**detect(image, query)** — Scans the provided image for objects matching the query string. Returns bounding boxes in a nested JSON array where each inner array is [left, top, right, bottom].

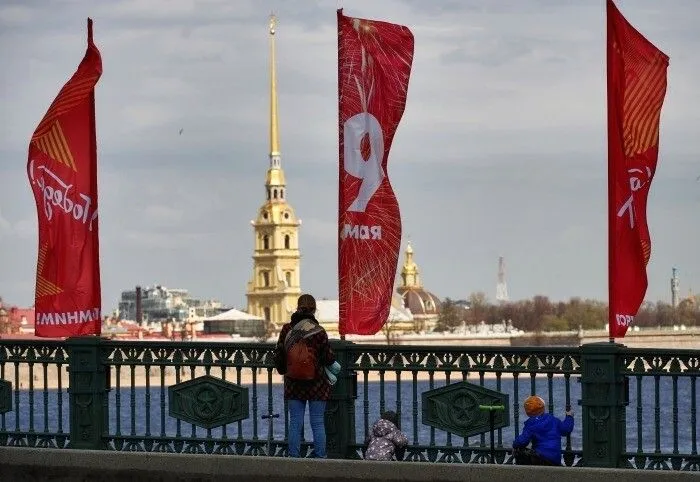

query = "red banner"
[[337, 10, 414, 335], [607, 0, 669, 338], [27, 18, 103, 337]]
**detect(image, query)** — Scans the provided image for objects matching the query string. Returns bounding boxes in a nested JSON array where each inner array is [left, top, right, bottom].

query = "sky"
[[1, 0, 699, 313]]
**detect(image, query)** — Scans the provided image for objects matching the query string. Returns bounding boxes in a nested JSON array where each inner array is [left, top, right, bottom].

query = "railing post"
[[580, 342, 628, 468], [325, 340, 357, 459], [66, 336, 109, 450]]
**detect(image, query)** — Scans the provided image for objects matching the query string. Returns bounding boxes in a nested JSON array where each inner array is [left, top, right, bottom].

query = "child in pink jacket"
[[364, 411, 408, 461]]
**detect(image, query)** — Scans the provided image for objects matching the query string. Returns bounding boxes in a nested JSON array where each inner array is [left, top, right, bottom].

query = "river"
[[1, 377, 697, 455]]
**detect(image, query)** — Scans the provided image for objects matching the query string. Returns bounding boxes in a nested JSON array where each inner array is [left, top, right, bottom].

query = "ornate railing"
[[0, 340, 69, 449], [621, 349, 700, 470], [347, 345, 581, 465], [0, 337, 697, 471]]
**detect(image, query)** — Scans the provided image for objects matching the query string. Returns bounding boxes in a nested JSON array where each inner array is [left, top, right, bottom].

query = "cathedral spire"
[[247, 13, 301, 330], [269, 13, 280, 166], [400, 241, 421, 289], [265, 13, 285, 197]]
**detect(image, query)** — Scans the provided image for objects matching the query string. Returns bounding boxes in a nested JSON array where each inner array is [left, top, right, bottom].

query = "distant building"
[[0, 298, 12, 335], [117, 285, 226, 324], [454, 300, 472, 310], [671, 267, 680, 308], [315, 295, 414, 338], [234, 17, 451, 338], [396, 242, 441, 332], [0, 297, 35, 335], [245, 15, 302, 328], [496, 256, 509, 303], [202, 308, 267, 338]]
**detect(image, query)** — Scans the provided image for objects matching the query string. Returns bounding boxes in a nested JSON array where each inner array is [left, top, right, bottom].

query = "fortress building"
[[244, 16, 441, 335], [245, 15, 302, 328], [396, 242, 441, 332]]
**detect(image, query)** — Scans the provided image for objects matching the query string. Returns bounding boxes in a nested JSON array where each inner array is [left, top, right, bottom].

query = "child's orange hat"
[[524, 396, 545, 417]]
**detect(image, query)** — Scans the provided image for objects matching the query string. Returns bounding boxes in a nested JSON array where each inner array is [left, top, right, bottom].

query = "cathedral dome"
[[397, 286, 441, 316]]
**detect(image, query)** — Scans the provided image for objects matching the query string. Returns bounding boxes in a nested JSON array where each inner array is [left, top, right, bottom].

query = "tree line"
[[434, 292, 700, 333]]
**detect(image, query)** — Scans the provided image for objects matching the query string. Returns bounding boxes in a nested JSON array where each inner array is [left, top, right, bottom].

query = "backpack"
[[285, 339, 317, 380], [284, 319, 323, 381]]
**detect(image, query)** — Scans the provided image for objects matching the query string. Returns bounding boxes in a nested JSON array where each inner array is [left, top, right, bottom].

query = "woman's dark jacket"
[[276, 311, 336, 401]]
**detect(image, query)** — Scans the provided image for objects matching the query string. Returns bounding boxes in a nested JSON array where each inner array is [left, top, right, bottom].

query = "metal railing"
[[0, 341, 69, 448], [348, 345, 581, 465], [621, 349, 699, 469], [0, 338, 697, 471]]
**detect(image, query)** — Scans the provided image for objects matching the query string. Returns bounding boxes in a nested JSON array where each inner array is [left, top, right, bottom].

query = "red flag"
[[337, 10, 414, 335], [27, 18, 103, 337], [607, 0, 669, 338]]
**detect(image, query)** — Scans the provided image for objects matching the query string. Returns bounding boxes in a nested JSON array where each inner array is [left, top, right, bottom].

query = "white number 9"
[[343, 112, 385, 212]]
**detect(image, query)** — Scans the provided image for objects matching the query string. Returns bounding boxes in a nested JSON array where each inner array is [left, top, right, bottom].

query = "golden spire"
[[269, 13, 280, 160], [401, 241, 421, 288], [264, 13, 285, 192]]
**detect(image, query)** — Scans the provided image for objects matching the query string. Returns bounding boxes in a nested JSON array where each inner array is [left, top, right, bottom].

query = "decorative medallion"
[[422, 381, 509, 438], [168, 375, 249, 429]]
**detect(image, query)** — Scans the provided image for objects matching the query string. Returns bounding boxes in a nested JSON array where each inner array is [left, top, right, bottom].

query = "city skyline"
[[1, 0, 699, 312]]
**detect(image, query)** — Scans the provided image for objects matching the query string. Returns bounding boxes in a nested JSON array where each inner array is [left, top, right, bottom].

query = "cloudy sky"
[[1, 0, 698, 313]]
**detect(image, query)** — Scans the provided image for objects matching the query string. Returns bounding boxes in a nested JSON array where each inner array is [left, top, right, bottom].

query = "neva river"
[[2, 377, 698, 455]]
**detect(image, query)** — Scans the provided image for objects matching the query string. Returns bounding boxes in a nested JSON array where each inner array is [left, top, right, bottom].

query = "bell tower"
[[246, 14, 302, 328]]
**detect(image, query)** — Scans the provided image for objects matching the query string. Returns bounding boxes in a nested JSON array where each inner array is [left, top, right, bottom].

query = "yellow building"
[[246, 15, 302, 328], [396, 242, 441, 332]]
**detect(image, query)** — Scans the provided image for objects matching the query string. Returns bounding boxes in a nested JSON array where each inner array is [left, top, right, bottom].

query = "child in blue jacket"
[[512, 395, 574, 466]]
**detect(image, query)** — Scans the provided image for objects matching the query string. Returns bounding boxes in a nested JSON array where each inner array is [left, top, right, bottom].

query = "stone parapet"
[[0, 447, 696, 482]]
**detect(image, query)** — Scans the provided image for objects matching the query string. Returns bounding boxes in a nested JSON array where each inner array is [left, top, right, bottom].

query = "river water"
[[1, 377, 697, 455]]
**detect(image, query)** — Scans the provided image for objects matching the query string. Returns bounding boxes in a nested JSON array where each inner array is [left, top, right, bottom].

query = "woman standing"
[[276, 294, 335, 458]]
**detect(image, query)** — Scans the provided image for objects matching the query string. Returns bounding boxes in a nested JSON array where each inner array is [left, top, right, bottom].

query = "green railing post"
[[325, 340, 357, 459], [66, 336, 109, 450], [580, 342, 628, 468]]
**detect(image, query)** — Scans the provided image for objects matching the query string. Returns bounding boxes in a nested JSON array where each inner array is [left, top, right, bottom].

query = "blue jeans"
[[287, 399, 327, 458]]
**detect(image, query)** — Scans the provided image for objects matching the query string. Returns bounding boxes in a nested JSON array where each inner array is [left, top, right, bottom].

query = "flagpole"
[[606, 1, 616, 344], [88, 17, 102, 337], [337, 8, 345, 342]]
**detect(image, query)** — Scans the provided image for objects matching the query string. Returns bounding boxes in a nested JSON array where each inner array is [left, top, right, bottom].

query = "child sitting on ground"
[[512, 395, 574, 466], [364, 410, 408, 461]]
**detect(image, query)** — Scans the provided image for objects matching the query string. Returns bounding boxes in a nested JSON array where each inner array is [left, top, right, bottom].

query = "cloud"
[[0, 5, 33, 25], [11, 218, 36, 241], [121, 230, 209, 249], [301, 218, 337, 245], [0, 208, 11, 237], [0, 207, 34, 241], [142, 205, 185, 228]]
